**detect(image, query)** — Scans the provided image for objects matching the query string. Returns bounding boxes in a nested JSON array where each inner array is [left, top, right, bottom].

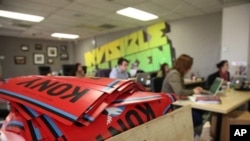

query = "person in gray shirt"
[[162, 54, 203, 97], [161, 54, 204, 128], [109, 58, 129, 79]]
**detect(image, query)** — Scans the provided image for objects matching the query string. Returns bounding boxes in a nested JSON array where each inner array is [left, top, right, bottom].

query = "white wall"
[[221, 3, 250, 76], [168, 13, 222, 78], [248, 15, 250, 79]]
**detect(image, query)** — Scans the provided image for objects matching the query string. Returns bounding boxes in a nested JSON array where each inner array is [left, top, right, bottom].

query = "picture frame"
[[33, 53, 45, 65], [14, 56, 26, 64], [35, 44, 43, 50], [21, 45, 29, 51], [60, 45, 67, 52], [47, 46, 57, 57], [60, 53, 69, 60], [47, 58, 54, 65]]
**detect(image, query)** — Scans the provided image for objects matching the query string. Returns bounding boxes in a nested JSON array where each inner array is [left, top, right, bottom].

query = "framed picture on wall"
[[35, 44, 43, 50], [60, 45, 67, 52], [21, 45, 29, 51], [47, 58, 54, 65], [60, 53, 69, 60], [34, 53, 45, 65], [14, 56, 26, 64], [47, 46, 57, 57]]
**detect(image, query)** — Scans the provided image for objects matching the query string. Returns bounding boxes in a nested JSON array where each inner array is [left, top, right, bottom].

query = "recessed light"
[[0, 10, 44, 22], [116, 7, 158, 21], [51, 33, 79, 39]]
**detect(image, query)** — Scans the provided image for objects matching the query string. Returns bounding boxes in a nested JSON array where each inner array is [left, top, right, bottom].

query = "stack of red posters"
[[0, 76, 176, 141]]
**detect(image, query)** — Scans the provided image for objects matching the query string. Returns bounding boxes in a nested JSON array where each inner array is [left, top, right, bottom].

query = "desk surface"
[[172, 90, 250, 114]]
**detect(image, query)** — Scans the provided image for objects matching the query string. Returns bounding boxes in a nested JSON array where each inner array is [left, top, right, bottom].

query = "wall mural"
[[84, 22, 175, 74]]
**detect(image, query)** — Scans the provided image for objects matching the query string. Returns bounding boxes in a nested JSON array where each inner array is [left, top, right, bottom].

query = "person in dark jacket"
[[207, 60, 230, 88]]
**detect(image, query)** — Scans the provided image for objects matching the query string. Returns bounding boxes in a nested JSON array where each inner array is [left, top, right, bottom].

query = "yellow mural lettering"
[[106, 39, 122, 61], [95, 45, 106, 64], [125, 32, 139, 55], [84, 50, 95, 67], [147, 22, 168, 48], [84, 22, 173, 73], [137, 30, 149, 51]]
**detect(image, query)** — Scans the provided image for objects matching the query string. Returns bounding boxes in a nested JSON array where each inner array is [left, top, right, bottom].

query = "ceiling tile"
[[0, 5, 51, 17], [161, 12, 184, 21], [65, 2, 112, 17], [202, 7, 223, 13], [185, 0, 222, 8], [30, 0, 71, 7], [180, 10, 204, 17], [75, 0, 125, 12], [54, 9, 100, 22], [1, 0, 58, 14], [134, 1, 170, 16], [151, 0, 184, 10], [35, 22, 68, 32], [113, 0, 148, 6], [106, 13, 143, 24]]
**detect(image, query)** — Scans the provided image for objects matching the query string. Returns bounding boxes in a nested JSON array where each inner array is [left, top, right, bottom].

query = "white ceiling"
[[0, 0, 249, 41]]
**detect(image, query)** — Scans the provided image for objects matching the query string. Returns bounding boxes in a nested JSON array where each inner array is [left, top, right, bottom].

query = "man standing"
[[109, 58, 129, 79]]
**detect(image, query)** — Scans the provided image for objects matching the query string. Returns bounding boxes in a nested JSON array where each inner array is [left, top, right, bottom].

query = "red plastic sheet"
[[0, 76, 176, 141]]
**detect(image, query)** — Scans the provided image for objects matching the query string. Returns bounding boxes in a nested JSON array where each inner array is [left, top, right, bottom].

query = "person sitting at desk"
[[109, 57, 129, 79], [161, 54, 203, 97], [156, 63, 169, 78], [70, 63, 85, 77], [161, 54, 204, 127], [207, 60, 230, 88]]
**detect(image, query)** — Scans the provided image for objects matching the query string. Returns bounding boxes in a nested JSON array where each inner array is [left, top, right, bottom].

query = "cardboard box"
[[211, 111, 250, 141]]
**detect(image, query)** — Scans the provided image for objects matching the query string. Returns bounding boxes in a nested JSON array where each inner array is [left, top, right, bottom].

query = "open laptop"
[[203, 77, 224, 95], [188, 77, 223, 102], [136, 73, 151, 86]]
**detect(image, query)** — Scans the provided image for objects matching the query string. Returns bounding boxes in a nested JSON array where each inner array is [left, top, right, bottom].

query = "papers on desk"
[[188, 95, 221, 104]]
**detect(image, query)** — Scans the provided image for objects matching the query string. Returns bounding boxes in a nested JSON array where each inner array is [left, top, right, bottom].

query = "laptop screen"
[[209, 77, 223, 94], [136, 73, 151, 86]]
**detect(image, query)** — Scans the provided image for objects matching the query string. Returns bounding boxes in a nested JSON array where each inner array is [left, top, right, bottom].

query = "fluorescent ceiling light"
[[51, 33, 79, 39], [0, 10, 44, 22], [116, 7, 158, 21]]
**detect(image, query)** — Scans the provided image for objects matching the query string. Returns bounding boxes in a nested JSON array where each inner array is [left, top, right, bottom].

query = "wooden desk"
[[172, 90, 250, 141]]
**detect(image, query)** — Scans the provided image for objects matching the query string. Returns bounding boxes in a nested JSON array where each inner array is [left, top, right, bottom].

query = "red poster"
[[0, 76, 176, 141]]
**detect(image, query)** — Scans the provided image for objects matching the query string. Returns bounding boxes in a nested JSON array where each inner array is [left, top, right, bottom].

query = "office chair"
[[82, 66, 87, 74], [62, 64, 75, 76], [151, 77, 165, 92], [95, 69, 111, 77], [38, 66, 51, 75]]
